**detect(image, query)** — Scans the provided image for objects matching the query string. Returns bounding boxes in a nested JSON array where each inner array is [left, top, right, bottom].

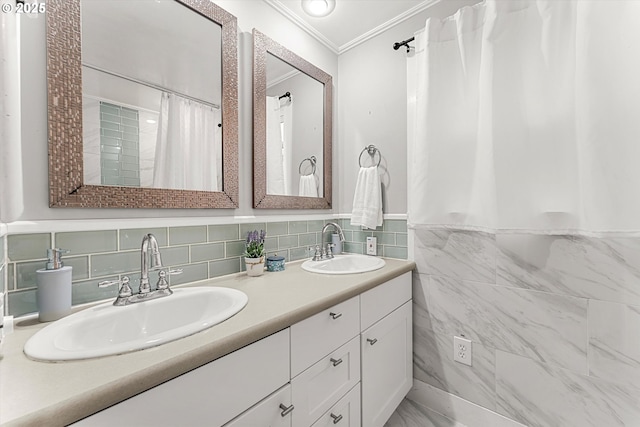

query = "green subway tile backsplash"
[[169, 263, 208, 286], [169, 226, 207, 245], [209, 258, 241, 278], [266, 222, 288, 236], [208, 224, 239, 242], [8, 233, 50, 261], [4, 218, 407, 317], [56, 230, 117, 255], [91, 251, 139, 277], [225, 240, 246, 258], [160, 246, 190, 266], [191, 243, 225, 263], [288, 221, 307, 234]]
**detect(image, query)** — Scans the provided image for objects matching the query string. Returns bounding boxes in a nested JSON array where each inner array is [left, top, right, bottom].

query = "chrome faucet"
[[98, 233, 181, 306], [310, 222, 345, 261], [139, 233, 163, 294]]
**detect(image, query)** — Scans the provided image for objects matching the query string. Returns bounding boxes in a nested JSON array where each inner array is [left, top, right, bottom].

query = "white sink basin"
[[24, 287, 248, 361], [301, 253, 385, 275]]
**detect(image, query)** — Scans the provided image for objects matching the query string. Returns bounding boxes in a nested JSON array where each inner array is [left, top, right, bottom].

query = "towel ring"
[[358, 145, 381, 167], [299, 156, 317, 176]]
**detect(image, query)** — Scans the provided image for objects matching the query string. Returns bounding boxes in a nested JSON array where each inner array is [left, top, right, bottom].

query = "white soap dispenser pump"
[[36, 248, 72, 322]]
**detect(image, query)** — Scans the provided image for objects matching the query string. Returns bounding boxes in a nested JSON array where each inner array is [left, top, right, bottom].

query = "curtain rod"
[[82, 63, 220, 109], [278, 91, 291, 102], [393, 37, 415, 52]]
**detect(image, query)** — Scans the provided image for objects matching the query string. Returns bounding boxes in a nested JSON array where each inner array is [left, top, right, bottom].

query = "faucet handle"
[[156, 269, 183, 290], [325, 243, 335, 259], [309, 245, 322, 261], [98, 276, 133, 298]]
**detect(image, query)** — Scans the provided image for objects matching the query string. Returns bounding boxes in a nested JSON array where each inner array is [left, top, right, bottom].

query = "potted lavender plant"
[[244, 229, 266, 276]]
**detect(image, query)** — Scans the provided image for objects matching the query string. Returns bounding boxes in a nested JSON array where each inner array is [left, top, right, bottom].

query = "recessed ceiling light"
[[146, 119, 157, 124], [301, 0, 336, 17]]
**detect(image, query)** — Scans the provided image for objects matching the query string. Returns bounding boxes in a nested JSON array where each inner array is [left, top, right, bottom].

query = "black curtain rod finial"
[[393, 36, 415, 52]]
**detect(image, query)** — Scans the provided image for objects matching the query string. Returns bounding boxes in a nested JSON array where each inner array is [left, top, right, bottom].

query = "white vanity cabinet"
[[72, 270, 413, 427], [360, 272, 413, 427], [74, 329, 291, 427]]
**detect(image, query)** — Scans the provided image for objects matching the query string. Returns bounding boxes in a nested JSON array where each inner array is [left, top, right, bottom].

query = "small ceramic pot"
[[244, 256, 265, 277], [266, 254, 285, 272]]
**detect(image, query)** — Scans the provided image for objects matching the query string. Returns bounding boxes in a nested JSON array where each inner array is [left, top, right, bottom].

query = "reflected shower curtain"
[[153, 92, 222, 191], [408, 0, 640, 234], [266, 96, 293, 195]]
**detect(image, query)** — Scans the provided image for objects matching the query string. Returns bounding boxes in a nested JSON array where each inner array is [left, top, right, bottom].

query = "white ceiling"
[[264, 0, 439, 54]]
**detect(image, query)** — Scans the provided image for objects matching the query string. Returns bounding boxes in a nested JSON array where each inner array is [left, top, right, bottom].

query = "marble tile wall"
[[411, 229, 640, 427], [4, 218, 408, 317]]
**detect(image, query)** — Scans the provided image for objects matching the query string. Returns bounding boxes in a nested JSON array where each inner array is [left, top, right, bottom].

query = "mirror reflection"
[[253, 28, 332, 209], [81, 0, 223, 192], [265, 53, 324, 197]]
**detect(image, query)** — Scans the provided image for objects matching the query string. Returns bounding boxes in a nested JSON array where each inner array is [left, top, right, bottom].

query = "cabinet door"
[[225, 384, 293, 427], [311, 384, 360, 427], [74, 329, 290, 427], [361, 301, 412, 427], [291, 337, 360, 426]]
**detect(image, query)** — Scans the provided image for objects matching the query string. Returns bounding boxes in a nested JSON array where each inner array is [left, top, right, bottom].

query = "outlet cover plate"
[[366, 236, 377, 255], [453, 336, 472, 366]]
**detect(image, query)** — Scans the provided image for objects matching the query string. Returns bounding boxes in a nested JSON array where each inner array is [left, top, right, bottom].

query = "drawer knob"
[[330, 413, 343, 424], [330, 357, 343, 367], [279, 403, 295, 417], [329, 312, 342, 320], [367, 338, 378, 346]]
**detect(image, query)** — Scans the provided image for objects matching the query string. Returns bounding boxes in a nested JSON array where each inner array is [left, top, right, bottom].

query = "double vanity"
[[0, 257, 414, 426]]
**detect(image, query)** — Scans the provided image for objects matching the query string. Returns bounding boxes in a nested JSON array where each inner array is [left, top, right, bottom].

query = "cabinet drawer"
[[291, 336, 360, 426], [74, 329, 290, 427], [291, 296, 359, 377], [360, 271, 411, 331], [225, 384, 292, 427], [310, 384, 361, 427]]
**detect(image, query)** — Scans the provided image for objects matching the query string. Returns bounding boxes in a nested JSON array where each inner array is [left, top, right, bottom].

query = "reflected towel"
[[351, 166, 382, 229], [299, 174, 318, 197]]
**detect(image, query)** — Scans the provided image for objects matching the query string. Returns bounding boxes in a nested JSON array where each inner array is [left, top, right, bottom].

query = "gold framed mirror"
[[252, 29, 332, 209], [46, 0, 239, 208]]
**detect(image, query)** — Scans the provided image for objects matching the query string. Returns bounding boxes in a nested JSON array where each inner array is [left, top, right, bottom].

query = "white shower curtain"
[[153, 92, 221, 192], [408, 0, 640, 235], [266, 96, 293, 195]]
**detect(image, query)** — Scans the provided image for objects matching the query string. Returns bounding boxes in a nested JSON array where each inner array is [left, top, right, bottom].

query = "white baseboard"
[[407, 380, 526, 427]]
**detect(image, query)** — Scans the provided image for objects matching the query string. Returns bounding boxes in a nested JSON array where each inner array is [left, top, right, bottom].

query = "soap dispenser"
[[36, 248, 72, 322]]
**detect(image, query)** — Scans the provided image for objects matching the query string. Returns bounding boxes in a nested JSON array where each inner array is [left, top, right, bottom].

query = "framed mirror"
[[253, 29, 332, 209], [46, 0, 238, 208]]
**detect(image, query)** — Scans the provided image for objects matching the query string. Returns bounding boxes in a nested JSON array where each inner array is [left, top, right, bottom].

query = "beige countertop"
[[0, 257, 415, 427]]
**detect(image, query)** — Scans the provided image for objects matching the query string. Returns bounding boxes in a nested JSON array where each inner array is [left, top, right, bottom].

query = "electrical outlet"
[[366, 236, 377, 255], [453, 336, 472, 366]]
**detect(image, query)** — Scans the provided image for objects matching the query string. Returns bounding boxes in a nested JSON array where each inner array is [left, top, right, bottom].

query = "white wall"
[[337, 0, 480, 215], [13, 0, 338, 222]]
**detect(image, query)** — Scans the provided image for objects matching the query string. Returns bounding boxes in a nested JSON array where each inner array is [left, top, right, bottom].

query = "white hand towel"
[[351, 166, 382, 229], [298, 174, 318, 197]]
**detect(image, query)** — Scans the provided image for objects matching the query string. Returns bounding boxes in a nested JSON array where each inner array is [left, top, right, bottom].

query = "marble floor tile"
[[413, 309, 496, 410], [385, 398, 466, 427], [588, 299, 640, 387], [424, 275, 588, 374], [497, 234, 640, 305], [496, 350, 640, 427], [414, 229, 496, 283]]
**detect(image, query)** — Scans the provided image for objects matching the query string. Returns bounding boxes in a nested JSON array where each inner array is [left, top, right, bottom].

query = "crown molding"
[[338, 0, 440, 54], [263, 0, 340, 54], [263, 0, 442, 56]]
